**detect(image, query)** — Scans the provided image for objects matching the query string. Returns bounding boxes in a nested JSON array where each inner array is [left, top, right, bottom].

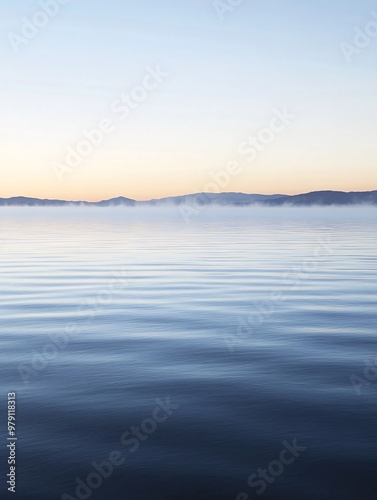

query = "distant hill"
[[0, 191, 376, 207], [0, 196, 73, 206], [144, 193, 287, 206], [95, 196, 135, 207], [264, 190, 377, 206], [0, 196, 135, 207]]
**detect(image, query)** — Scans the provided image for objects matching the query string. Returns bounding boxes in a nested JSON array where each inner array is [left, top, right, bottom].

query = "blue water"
[[1, 207, 376, 500]]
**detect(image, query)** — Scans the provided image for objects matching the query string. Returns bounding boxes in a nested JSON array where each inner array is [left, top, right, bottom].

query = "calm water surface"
[[0, 207, 376, 500]]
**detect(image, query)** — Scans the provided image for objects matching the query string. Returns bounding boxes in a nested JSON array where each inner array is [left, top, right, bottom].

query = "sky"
[[1, 0, 377, 201]]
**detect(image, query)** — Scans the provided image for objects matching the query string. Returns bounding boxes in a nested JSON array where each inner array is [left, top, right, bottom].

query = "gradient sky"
[[1, 0, 377, 201]]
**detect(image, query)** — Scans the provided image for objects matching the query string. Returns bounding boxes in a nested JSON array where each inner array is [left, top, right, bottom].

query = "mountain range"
[[1, 190, 377, 207]]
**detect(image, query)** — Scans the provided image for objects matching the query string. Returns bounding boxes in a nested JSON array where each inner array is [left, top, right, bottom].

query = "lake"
[[1, 206, 376, 500]]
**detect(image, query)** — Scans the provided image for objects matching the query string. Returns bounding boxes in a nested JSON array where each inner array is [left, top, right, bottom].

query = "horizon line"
[[1, 188, 377, 204]]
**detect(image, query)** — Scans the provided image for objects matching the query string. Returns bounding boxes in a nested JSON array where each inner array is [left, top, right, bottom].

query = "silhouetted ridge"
[[1, 191, 377, 207]]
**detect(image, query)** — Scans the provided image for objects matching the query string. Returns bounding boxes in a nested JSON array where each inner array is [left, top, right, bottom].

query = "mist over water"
[[1, 207, 376, 500]]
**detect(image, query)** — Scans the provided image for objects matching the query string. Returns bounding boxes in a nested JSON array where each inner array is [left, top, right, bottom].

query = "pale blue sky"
[[1, 0, 376, 200]]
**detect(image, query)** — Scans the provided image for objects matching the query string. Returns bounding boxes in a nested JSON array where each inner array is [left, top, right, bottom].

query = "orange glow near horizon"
[[0, 175, 374, 201]]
